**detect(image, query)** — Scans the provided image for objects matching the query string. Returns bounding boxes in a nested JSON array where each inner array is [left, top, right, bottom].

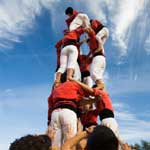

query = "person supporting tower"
[[54, 28, 90, 89]]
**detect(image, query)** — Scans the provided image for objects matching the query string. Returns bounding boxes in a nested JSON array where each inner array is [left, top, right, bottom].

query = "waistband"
[[53, 104, 77, 114], [63, 40, 77, 47], [95, 25, 105, 34], [93, 51, 105, 57], [81, 71, 90, 79], [99, 109, 114, 121]]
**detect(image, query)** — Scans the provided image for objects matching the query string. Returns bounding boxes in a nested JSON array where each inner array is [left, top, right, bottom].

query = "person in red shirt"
[[81, 27, 106, 90], [90, 19, 109, 46], [68, 78, 119, 138], [54, 28, 89, 89], [65, 7, 90, 31], [47, 81, 87, 149], [78, 54, 93, 87], [80, 103, 99, 130]]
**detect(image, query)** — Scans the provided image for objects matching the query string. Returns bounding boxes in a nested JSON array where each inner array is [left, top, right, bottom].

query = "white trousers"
[[69, 13, 90, 31], [83, 76, 93, 87], [96, 27, 109, 44], [101, 117, 119, 138], [90, 55, 106, 81], [50, 108, 77, 149], [57, 45, 81, 80]]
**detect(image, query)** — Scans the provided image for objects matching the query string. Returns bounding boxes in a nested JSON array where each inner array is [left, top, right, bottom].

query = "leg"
[[56, 47, 68, 83], [90, 55, 106, 89], [101, 118, 119, 138], [66, 45, 78, 81], [50, 109, 62, 150], [96, 27, 109, 45], [60, 109, 77, 142]]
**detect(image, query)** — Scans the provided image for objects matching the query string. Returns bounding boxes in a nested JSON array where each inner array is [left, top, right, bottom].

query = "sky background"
[[0, 0, 150, 149]]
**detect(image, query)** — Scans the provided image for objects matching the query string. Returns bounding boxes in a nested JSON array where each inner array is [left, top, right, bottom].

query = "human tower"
[[47, 7, 119, 149]]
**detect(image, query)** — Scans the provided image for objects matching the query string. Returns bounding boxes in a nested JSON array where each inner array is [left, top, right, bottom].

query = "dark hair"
[[87, 125, 118, 150], [9, 134, 51, 150], [65, 7, 73, 15]]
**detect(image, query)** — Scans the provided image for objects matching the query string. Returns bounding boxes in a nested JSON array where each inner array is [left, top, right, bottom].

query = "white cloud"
[[144, 34, 150, 54], [82, 0, 149, 57], [114, 102, 150, 143], [0, 0, 60, 50]]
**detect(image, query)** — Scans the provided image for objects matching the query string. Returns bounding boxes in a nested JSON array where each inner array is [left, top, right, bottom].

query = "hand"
[[65, 124, 74, 140], [46, 126, 55, 140], [67, 77, 75, 81]]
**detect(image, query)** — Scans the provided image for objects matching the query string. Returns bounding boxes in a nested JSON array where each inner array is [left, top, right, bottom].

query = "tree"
[[134, 140, 150, 150]]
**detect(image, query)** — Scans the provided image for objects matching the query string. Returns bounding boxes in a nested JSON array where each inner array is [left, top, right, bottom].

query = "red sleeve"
[[88, 28, 96, 38], [47, 94, 53, 125], [55, 39, 63, 49], [76, 28, 85, 36]]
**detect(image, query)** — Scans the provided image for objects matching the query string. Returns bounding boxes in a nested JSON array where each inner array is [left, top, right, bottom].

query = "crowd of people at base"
[[9, 7, 135, 150]]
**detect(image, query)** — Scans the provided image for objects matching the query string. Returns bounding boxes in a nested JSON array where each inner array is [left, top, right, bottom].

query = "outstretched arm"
[[61, 126, 96, 150]]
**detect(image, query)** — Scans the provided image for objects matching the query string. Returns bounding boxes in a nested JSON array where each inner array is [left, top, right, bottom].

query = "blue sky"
[[0, 0, 150, 149]]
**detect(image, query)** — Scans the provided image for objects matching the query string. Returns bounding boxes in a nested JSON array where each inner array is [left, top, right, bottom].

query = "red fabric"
[[81, 109, 99, 126], [92, 89, 114, 112], [47, 81, 87, 123], [91, 19, 104, 33], [52, 81, 86, 100], [63, 28, 85, 43], [79, 55, 92, 72], [66, 10, 78, 28], [55, 39, 63, 66], [87, 29, 99, 54]]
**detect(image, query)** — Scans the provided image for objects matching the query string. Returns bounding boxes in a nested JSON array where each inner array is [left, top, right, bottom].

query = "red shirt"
[[66, 10, 78, 28], [47, 81, 87, 124], [92, 89, 114, 112], [55, 39, 62, 66], [79, 55, 92, 72], [63, 28, 85, 43], [52, 81, 86, 100], [81, 109, 99, 127], [91, 19, 104, 34], [87, 29, 99, 54]]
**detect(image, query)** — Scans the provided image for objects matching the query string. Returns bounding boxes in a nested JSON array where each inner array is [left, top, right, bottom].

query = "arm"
[[79, 96, 97, 105], [62, 126, 96, 150], [68, 77, 94, 94]]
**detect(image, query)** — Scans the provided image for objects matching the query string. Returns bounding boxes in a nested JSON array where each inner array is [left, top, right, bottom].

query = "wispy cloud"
[[114, 102, 150, 143], [82, 0, 149, 57], [144, 34, 150, 54], [0, 0, 60, 50]]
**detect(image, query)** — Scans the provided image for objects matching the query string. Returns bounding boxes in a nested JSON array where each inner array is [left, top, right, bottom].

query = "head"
[[87, 125, 118, 150], [9, 134, 52, 150], [82, 103, 93, 112], [65, 7, 73, 16]]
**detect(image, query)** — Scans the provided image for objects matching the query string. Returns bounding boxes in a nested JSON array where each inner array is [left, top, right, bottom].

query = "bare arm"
[[79, 96, 97, 105], [62, 126, 96, 150]]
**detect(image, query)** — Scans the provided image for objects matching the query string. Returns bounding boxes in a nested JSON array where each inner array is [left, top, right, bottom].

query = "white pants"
[[90, 55, 106, 81], [69, 13, 90, 31], [57, 45, 81, 80], [101, 117, 119, 138], [96, 27, 109, 44], [83, 76, 93, 87], [50, 108, 77, 149]]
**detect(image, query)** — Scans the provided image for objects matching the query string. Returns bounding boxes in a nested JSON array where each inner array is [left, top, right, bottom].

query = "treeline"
[[133, 140, 150, 150]]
